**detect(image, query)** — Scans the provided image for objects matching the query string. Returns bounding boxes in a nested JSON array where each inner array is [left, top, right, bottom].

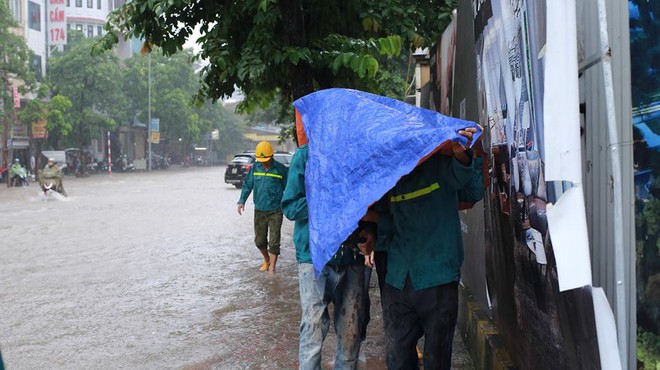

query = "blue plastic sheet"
[[292, 88, 482, 275]]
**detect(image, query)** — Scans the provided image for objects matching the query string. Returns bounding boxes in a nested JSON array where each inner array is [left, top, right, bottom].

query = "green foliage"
[[638, 328, 660, 370], [16, 84, 72, 150], [120, 49, 245, 157], [95, 0, 457, 111], [0, 0, 35, 150], [0, 0, 34, 84], [48, 36, 125, 150], [643, 198, 660, 238]]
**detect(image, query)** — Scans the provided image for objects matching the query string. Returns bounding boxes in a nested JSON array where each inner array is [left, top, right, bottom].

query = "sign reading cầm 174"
[[48, 0, 66, 46]]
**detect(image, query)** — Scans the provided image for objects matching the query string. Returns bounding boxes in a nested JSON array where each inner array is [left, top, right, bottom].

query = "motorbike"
[[148, 153, 171, 170], [114, 154, 136, 172], [182, 155, 191, 168], [11, 167, 30, 187], [98, 160, 110, 172], [40, 181, 58, 200], [86, 161, 99, 173], [38, 170, 67, 199]]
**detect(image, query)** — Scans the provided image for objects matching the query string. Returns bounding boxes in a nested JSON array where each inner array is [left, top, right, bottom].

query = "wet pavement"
[[0, 166, 474, 369]]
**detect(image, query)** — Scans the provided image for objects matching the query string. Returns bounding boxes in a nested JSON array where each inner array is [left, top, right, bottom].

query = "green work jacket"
[[281, 145, 311, 263], [238, 160, 288, 212], [385, 151, 483, 290]]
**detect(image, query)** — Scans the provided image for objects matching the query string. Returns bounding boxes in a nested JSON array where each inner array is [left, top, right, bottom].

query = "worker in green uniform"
[[380, 126, 484, 369], [238, 141, 289, 273], [282, 127, 376, 368]]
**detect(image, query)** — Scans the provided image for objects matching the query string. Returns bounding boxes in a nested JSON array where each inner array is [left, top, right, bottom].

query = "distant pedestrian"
[[237, 141, 289, 273], [73, 155, 80, 177]]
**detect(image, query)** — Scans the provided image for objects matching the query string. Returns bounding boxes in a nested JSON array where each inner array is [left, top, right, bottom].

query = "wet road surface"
[[0, 167, 473, 369]]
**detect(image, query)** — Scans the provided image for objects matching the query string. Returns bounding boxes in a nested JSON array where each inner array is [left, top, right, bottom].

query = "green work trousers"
[[254, 210, 283, 255]]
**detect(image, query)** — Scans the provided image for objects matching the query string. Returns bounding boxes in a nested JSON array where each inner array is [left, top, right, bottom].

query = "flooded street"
[[0, 167, 471, 369]]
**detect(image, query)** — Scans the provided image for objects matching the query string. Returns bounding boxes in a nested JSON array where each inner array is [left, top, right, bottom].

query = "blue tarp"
[[292, 88, 482, 274]]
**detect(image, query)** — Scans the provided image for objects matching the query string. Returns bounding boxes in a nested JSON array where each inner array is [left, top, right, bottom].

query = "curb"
[[457, 284, 515, 370]]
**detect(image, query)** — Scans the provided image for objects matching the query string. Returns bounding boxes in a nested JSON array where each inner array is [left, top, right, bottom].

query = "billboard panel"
[[438, 1, 604, 368], [47, 0, 67, 46]]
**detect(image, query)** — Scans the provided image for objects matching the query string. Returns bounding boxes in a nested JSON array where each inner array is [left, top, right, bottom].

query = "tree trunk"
[[279, 0, 314, 101]]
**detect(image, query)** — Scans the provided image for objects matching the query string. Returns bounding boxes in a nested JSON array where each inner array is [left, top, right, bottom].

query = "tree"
[[196, 100, 245, 159], [17, 84, 72, 173], [48, 34, 126, 173], [121, 49, 245, 160], [123, 51, 199, 146], [0, 0, 34, 170], [96, 0, 457, 133]]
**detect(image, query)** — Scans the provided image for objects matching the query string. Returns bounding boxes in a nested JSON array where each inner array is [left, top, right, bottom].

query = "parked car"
[[273, 151, 293, 167], [225, 153, 255, 188], [242, 150, 293, 167]]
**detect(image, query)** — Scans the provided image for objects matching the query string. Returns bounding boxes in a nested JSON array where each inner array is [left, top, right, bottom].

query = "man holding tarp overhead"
[[290, 88, 483, 369], [282, 112, 378, 369], [379, 127, 482, 369]]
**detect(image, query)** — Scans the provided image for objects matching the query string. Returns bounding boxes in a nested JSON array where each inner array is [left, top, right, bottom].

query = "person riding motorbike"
[[39, 158, 67, 196], [10, 158, 29, 187]]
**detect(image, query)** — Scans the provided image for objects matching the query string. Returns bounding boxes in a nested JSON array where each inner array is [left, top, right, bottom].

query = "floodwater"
[[0, 166, 473, 369]]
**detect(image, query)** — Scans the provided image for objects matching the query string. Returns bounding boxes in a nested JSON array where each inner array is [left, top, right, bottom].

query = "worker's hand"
[[452, 125, 482, 165], [452, 125, 482, 155], [237, 204, 245, 215], [357, 229, 375, 256], [364, 251, 375, 269]]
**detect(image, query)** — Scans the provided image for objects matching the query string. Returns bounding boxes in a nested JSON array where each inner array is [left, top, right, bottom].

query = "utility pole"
[[148, 52, 152, 172], [1, 69, 9, 186]]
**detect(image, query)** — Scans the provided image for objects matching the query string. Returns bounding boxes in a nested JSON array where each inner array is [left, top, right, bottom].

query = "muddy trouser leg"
[[253, 210, 268, 250], [418, 281, 458, 370], [382, 277, 423, 370], [360, 267, 372, 342], [298, 263, 330, 370], [266, 211, 283, 255], [332, 264, 366, 370]]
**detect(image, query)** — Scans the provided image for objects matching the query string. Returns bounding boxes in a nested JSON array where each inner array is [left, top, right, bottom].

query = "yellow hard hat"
[[255, 141, 274, 162]]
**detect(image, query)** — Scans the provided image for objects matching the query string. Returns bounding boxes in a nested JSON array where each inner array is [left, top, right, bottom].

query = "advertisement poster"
[[436, 1, 602, 368]]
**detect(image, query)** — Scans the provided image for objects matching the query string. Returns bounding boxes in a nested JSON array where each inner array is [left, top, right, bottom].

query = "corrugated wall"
[[578, 1, 635, 368], [455, 0, 489, 313]]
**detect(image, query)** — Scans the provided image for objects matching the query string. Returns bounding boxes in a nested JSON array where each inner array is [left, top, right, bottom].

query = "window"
[[67, 0, 70, 7], [97, 0, 101, 9], [97, 25, 102, 36], [107, 0, 112, 11], [32, 55, 43, 82], [67, 23, 71, 30], [9, 0, 21, 22], [75, 0, 81, 7], [28, 2, 41, 31], [87, 0, 92, 8], [87, 25, 93, 38], [76, 24, 83, 32]]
